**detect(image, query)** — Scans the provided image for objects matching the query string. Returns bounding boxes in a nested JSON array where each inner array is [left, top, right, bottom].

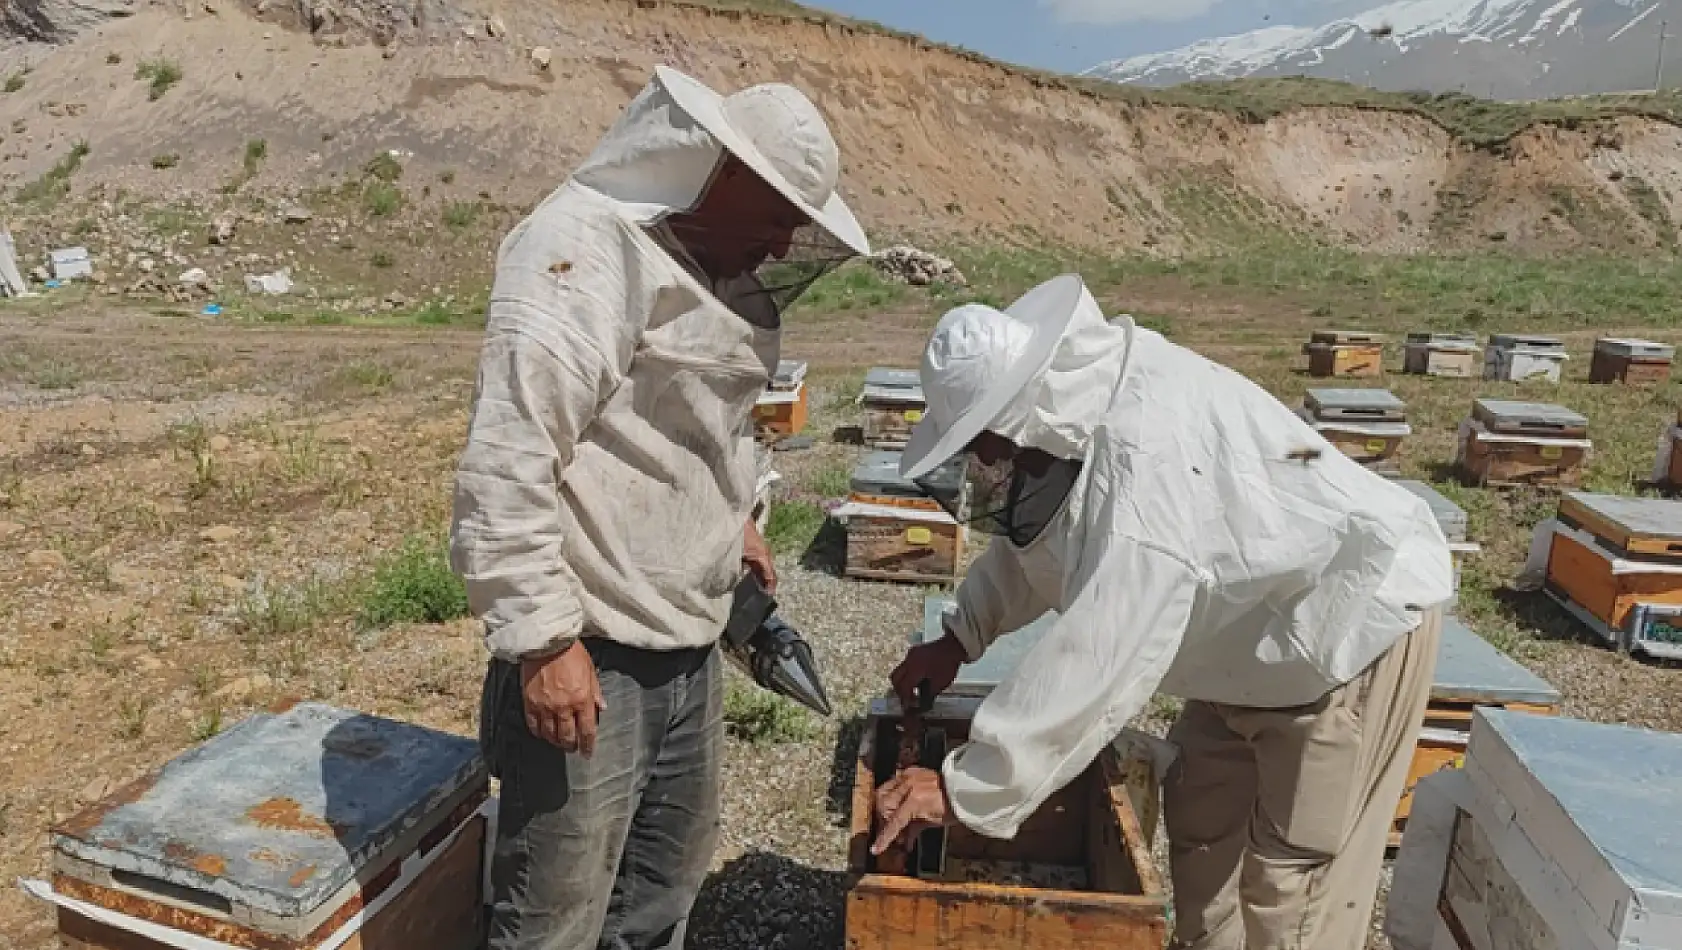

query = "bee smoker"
[[720, 571, 833, 717]]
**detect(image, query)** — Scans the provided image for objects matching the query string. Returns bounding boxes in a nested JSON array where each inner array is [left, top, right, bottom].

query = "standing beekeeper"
[[873, 273, 1454, 950], [450, 65, 867, 950]]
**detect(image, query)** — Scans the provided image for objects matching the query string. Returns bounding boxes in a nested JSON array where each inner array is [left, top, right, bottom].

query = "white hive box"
[[1483, 333, 1568, 384]]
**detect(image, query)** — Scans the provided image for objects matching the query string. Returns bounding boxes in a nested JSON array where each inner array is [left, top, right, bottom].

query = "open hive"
[[846, 695, 1169, 950], [35, 701, 489, 950], [1454, 398, 1591, 488], [1542, 491, 1682, 662], [1300, 387, 1409, 474]]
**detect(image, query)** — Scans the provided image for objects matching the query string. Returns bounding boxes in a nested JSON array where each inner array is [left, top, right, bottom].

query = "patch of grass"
[[191, 707, 224, 742], [370, 250, 395, 269], [1621, 175, 1675, 245], [763, 500, 826, 557], [341, 360, 395, 389], [30, 361, 80, 390], [723, 679, 814, 743], [439, 169, 456, 185], [116, 696, 152, 739], [236, 577, 335, 640], [150, 153, 179, 169], [412, 300, 454, 325], [797, 262, 911, 313], [3, 72, 24, 94], [363, 181, 402, 217], [363, 152, 404, 182], [443, 200, 481, 230], [134, 56, 183, 100], [15, 139, 90, 206], [826, 373, 865, 411], [244, 138, 267, 173], [355, 533, 469, 630], [806, 461, 852, 499]]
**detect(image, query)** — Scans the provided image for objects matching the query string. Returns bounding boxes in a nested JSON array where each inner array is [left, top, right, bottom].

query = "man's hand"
[[743, 518, 777, 594], [889, 634, 968, 712], [871, 766, 958, 855], [520, 640, 606, 756]]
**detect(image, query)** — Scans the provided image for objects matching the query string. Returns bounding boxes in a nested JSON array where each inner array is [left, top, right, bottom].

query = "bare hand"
[[520, 641, 606, 756], [889, 634, 968, 712], [743, 518, 777, 594], [871, 766, 956, 855]]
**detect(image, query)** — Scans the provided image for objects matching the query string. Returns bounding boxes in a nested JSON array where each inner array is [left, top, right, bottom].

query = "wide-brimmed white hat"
[[900, 274, 1088, 481], [655, 65, 869, 257]]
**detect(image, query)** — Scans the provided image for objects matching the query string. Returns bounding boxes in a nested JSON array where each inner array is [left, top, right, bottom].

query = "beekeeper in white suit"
[[874, 274, 1454, 950], [450, 65, 867, 950]]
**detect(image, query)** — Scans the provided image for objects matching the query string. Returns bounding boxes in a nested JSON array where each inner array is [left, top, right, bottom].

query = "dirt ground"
[[2, 279, 1681, 949]]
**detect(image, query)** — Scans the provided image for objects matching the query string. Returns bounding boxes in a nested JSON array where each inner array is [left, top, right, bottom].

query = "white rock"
[[530, 46, 552, 70]]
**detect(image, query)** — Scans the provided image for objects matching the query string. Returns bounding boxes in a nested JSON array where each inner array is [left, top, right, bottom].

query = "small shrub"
[[244, 138, 267, 173], [356, 533, 469, 630], [150, 153, 179, 169], [363, 151, 404, 182], [807, 462, 851, 499], [135, 57, 183, 100], [3, 73, 23, 94], [439, 169, 456, 185], [236, 577, 333, 640], [412, 301, 454, 325], [443, 200, 480, 230], [370, 250, 394, 268], [363, 181, 401, 217], [31, 362, 79, 390], [191, 707, 223, 741], [106, 52, 122, 65], [723, 680, 813, 743], [342, 360, 394, 389], [116, 696, 152, 739]]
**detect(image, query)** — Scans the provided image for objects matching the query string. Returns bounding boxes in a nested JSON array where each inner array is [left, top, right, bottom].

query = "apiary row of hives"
[[1305, 330, 1675, 385]]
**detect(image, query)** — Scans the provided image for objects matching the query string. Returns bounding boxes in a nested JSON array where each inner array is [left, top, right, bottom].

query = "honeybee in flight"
[[1285, 446, 1324, 464]]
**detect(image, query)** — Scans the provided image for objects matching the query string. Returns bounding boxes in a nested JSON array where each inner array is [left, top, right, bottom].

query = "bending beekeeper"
[[450, 65, 867, 950], [874, 274, 1454, 950]]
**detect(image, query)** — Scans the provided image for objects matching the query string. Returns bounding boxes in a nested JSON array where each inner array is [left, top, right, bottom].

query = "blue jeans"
[[480, 639, 723, 950]]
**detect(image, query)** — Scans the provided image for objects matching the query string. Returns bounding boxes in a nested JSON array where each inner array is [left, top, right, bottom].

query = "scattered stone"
[[244, 269, 293, 295], [868, 245, 967, 287], [485, 15, 506, 37], [178, 267, 210, 290], [209, 216, 237, 245], [772, 435, 816, 452], [530, 46, 552, 70], [214, 673, 273, 702], [78, 776, 115, 804], [25, 549, 68, 570], [31, 266, 49, 283], [138, 258, 156, 273], [80, 443, 98, 457], [0, 522, 22, 539], [209, 435, 232, 452], [281, 206, 313, 224], [199, 525, 240, 543]]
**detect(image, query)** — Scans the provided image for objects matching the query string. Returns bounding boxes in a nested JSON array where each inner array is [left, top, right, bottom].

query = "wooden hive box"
[[1589, 337, 1674, 385], [1434, 709, 1682, 950], [1403, 332, 1480, 378], [1300, 387, 1410, 474], [1388, 614, 1560, 849], [860, 367, 925, 449], [1541, 491, 1682, 662], [835, 450, 966, 586], [33, 702, 490, 950], [1391, 479, 1479, 604], [1455, 398, 1591, 488], [846, 696, 1170, 950], [1658, 406, 1682, 490], [753, 360, 810, 440], [1304, 329, 1385, 378], [1482, 333, 1568, 383]]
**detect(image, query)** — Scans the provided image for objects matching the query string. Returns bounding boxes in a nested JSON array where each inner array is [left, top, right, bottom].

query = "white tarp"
[[0, 226, 29, 297]]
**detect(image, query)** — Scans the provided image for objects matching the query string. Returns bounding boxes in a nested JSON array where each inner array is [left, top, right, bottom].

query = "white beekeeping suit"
[[450, 65, 868, 662], [898, 274, 1455, 841]]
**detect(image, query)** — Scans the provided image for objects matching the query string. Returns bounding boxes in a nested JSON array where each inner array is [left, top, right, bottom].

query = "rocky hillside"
[[1088, 0, 1676, 102], [1, 0, 1680, 294]]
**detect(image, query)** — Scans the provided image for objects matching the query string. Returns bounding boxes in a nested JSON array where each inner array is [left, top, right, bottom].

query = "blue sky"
[[804, 0, 1376, 73]]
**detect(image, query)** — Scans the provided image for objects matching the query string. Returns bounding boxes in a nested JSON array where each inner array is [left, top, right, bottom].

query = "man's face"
[[966, 431, 1057, 477], [696, 159, 811, 278]]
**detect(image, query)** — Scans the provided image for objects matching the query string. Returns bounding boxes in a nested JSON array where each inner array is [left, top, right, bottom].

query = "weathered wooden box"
[[860, 367, 926, 449], [38, 702, 489, 950], [1589, 337, 1673, 385], [1657, 406, 1682, 490], [845, 697, 1170, 950], [1403, 332, 1480, 378], [1482, 333, 1567, 383], [1392, 479, 1479, 604], [1304, 329, 1384, 378], [1435, 709, 1682, 950], [753, 360, 810, 440], [835, 450, 966, 586], [1389, 615, 1560, 849], [1300, 387, 1409, 473], [1542, 491, 1682, 661], [1455, 399, 1591, 488]]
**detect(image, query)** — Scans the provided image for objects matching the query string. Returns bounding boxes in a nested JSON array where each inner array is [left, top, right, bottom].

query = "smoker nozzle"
[[720, 572, 834, 718]]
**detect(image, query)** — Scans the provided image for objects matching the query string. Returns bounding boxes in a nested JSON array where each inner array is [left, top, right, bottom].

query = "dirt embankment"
[[1, 0, 1680, 255]]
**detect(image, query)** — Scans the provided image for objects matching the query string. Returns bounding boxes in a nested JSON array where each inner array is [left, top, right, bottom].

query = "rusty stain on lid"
[[245, 798, 344, 839]]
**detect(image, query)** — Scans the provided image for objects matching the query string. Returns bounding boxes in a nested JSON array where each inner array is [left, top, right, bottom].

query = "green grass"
[[30, 362, 80, 390], [150, 154, 179, 169], [3, 72, 23, 94], [806, 461, 852, 499], [443, 201, 481, 230], [363, 181, 402, 217], [763, 500, 827, 557], [134, 57, 182, 100], [15, 140, 90, 206], [355, 533, 470, 630], [341, 360, 395, 389], [364, 152, 404, 183], [796, 262, 912, 312], [723, 679, 815, 743]]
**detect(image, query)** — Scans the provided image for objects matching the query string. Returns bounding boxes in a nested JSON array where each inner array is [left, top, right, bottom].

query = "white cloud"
[[1038, 0, 1224, 25]]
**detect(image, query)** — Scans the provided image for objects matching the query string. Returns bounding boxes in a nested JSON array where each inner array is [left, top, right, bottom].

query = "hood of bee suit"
[[900, 274, 1132, 480], [565, 64, 869, 256]]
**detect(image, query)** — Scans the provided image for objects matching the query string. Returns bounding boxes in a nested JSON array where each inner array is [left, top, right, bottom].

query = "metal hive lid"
[[49, 702, 486, 922], [1594, 338, 1675, 359], [1308, 329, 1383, 345], [1472, 398, 1588, 431], [1406, 331, 1478, 347], [1432, 616, 1559, 704], [1487, 333, 1563, 350], [1391, 479, 1467, 541], [771, 360, 809, 388], [1562, 491, 1682, 544], [850, 449, 963, 501], [1304, 388, 1406, 421], [863, 367, 920, 390]]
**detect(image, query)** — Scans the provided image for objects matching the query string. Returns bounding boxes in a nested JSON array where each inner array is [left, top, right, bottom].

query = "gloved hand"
[[520, 641, 607, 756], [889, 633, 967, 711]]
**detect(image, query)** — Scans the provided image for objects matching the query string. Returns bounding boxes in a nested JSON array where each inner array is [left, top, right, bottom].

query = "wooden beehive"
[[1589, 337, 1674, 385], [836, 450, 965, 586], [1403, 332, 1480, 378], [753, 360, 810, 440], [41, 702, 489, 950], [1388, 615, 1560, 849], [1482, 333, 1568, 383], [860, 367, 925, 449], [1455, 399, 1591, 488], [846, 697, 1170, 950], [1300, 387, 1409, 473], [1304, 330, 1384, 378], [1660, 406, 1682, 490], [1542, 491, 1682, 662]]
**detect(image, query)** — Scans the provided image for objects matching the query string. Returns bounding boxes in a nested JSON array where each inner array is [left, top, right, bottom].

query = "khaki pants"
[[1164, 608, 1443, 950]]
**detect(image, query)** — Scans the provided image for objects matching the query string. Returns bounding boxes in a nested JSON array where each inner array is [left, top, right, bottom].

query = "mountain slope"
[[1088, 0, 1674, 101]]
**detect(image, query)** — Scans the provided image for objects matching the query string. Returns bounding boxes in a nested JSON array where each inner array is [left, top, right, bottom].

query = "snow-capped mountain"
[[1085, 0, 1674, 101]]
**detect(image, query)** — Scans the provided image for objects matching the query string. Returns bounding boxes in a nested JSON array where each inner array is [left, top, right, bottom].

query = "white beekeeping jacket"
[[450, 71, 804, 661], [927, 280, 1455, 839]]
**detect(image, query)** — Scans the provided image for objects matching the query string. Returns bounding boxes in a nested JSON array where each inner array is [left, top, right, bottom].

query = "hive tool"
[[720, 571, 833, 717]]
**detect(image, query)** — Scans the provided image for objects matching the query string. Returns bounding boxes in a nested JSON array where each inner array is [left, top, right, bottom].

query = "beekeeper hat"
[[900, 274, 1088, 481], [655, 65, 869, 257]]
